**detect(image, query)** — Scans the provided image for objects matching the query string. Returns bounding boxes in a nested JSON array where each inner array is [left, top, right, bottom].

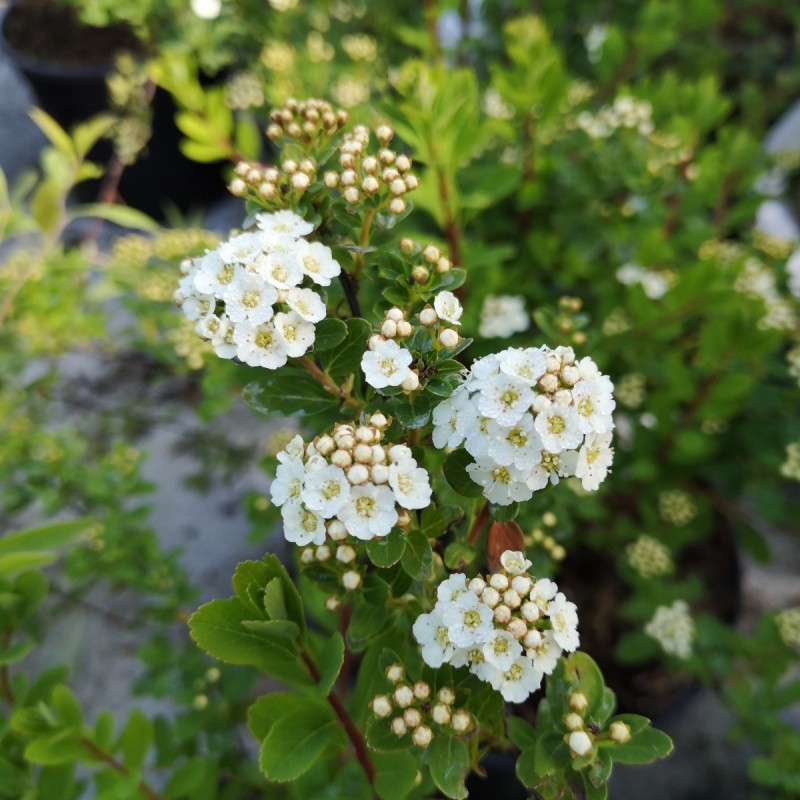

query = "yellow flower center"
[[243, 290, 260, 308], [255, 330, 274, 349], [548, 415, 566, 434], [356, 496, 376, 517]]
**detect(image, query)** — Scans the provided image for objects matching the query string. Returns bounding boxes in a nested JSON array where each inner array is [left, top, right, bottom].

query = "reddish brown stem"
[[80, 737, 165, 800], [436, 167, 463, 268], [467, 502, 491, 546], [301, 652, 376, 788], [0, 631, 12, 703]]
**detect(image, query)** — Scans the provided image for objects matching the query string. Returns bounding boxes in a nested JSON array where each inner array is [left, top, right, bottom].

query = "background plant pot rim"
[[0, 1, 138, 82]]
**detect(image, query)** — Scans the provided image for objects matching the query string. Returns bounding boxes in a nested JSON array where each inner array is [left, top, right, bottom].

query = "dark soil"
[[2, 0, 143, 67]]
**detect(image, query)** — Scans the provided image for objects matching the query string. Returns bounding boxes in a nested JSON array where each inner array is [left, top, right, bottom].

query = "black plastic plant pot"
[[0, 0, 228, 219]]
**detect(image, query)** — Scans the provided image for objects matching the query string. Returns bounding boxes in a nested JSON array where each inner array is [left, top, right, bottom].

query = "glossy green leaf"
[[373, 749, 419, 800], [401, 529, 433, 580], [367, 530, 407, 567], [314, 632, 345, 697], [443, 449, 483, 498], [320, 317, 372, 384], [119, 709, 153, 770], [313, 318, 349, 352], [69, 204, 161, 233], [243, 369, 337, 418], [429, 734, 470, 799]]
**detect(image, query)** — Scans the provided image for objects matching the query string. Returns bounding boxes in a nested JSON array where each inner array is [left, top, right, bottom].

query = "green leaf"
[[0, 552, 56, 577], [443, 450, 483, 498], [189, 598, 313, 687], [248, 693, 305, 741], [429, 734, 469, 799], [314, 633, 345, 697], [51, 686, 83, 728], [365, 716, 412, 752], [401, 529, 433, 581], [392, 394, 431, 429], [231, 560, 270, 618], [507, 717, 537, 750], [0, 638, 34, 666], [373, 749, 419, 800], [489, 502, 519, 522], [443, 542, 476, 570], [243, 369, 337, 418], [367, 530, 407, 567], [0, 518, 93, 557], [164, 758, 209, 799], [118, 709, 153, 770], [313, 318, 349, 352], [175, 112, 221, 145], [72, 115, 116, 158], [69, 204, 161, 233], [24, 730, 84, 765], [259, 706, 341, 781], [320, 317, 372, 384], [94, 712, 115, 751], [348, 577, 390, 652], [607, 715, 673, 764], [29, 109, 76, 164], [263, 577, 288, 621], [29, 181, 61, 234], [421, 506, 463, 539], [179, 140, 226, 163]]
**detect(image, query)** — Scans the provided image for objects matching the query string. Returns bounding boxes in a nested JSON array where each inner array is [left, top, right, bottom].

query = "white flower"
[[274, 311, 315, 357], [218, 232, 264, 266], [338, 483, 398, 540], [645, 600, 695, 659], [482, 630, 523, 671], [285, 287, 327, 323], [413, 608, 455, 668], [296, 240, 341, 286], [361, 339, 414, 389], [526, 450, 578, 491], [464, 353, 500, 392], [478, 295, 530, 339], [270, 458, 305, 506], [433, 291, 463, 326], [486, 418, 542, 470], [233, 321, 289, 369], [431, 387, 470, 450], [436, 573, 469, 604], [575, 432, 614, 491], [533, 401, 583, 453], [477, 374, 534, 426], [571, 378, 615, 434], [500, 551, 532, 575], [466, 459, 533, 506], [569, 731, 593, 757], [191, 0, 221, 19], [489, 656, 543, 703], [192, 251, 238, 296], [277, 434, 305, 463], [530, 578, 558, 610], [547, 593, 580, 651], [282, 502, 327, 546], [222, 272, 278, 325], [255, 250, 304, 289], [497, 348, 546, 385], [301, 463, 350, 517], [441, 591, 494, 648], [388, 460, 432, 510], [256, 210, 314, 239], [526, 629, 562, 674]]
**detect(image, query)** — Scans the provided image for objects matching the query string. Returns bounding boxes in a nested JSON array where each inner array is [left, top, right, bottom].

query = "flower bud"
[[451, 710, 471, 733], [391, 717, 407, 737], [325, 595, 341, 611], [368, 334, 384, 351], [259, 182, 277, 199], [412, 265, 430, 284], [372, 695, 392, 718], [315, 434, 335, 456], [419, 307, 438, 326], [282, 159, 298, 174], [396, 320, 413, 338], [400, 237, 416, 255], [381, 319, 398, 339], [390, 178, 407, 195], [507, 618, 527, 639], [316, 545, 331, 562], [503, 589, 521, 609], [369, 412, 389, 429], [422, 245, 440, 264], [354, 443, 373, 463], [436, 256, 451, 273], [395, 154, 411, 172], [343, 187, 360, 205], [469, 577, 486, 594], [404, 174, 419, 191], [389, 197, 406, 215], [370, 464, 389, 484], [386, 306, 404, 322], [403, 708, 422, 728], [386, 663, 405, 683], [362, 176, 380, 195], [327, 519, 347, 541], [489, 573, 509, 591], [539, 373, 559, 394], [247, 169, 263, 183], [342, 570, 362, 590], [561, 365, 580, 386], [568, 730, 593, 757], [432, 703, 451, 724], [610, 721, 631, 744], [521, 601, 540, 623], [511, 576, 532, 595], [394, 685, 414, 708], [412, 725, 433, 748], [264, 167, 280, 183], [336, 545, 356, 564], [235, 161, 251, 176], [300, 548, 315, 564], [340, 152, 356, 169], [376, 125, 394, 142], [401, 371, 420, 392], [229, 178, 246, 195], [371, 444, 388, 464], [438, 687, 456, 705], [324, 171, 339, 188], [379, 148, 395, 164], [523, 629, 542, 649], [413, 681, 430, 700], [299, 158, 315, 175], [481, 587, 500, 607], [569, 692, 589, 713], [438, 328, 460, 349], [565, 713, 584, 732], [397, 509, 413, 528], [347, 464, 369, 485], [494, 604, 511, 625]]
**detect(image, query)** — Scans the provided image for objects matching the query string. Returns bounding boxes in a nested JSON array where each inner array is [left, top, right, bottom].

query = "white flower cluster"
[[734, 257, 796, 331], [575, 95, 654, 139], [775, 607, 800, 647], [780, 441, 800, 481], [626, 535, 673, 579], [658, 490, 696, 526], [361, 292, 463, 392], [644, 600, 695, 660], [615, 263, 674, 299], [176, 211, 340, 368], [270, 413, 432, 545], [478, 294, 531, 339], [412, 551, 579, 703], [432, 345, 615, 503], [371, 668, 471, 748]]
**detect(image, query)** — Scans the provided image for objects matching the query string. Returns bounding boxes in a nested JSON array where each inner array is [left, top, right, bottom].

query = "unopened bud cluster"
[[403, 239, 453, 280], [270, 414, 432, 550], [324, 124, 419, 215], [230, 156, 318, 202], [658, 490, 696, 527], [371, 668, 471, 747], [432, 345, 616, 502], [626, 535, 673, 578], [564, 692, 630, 758], [361, 307, 419, 393], [418, 290, 463, 351], [529, 526, 566, 562], [413, 551, 579, 703], [265, 97, 347, 145]]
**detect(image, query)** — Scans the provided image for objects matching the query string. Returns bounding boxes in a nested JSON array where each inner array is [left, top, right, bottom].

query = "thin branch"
[[338, 269, 362, 318], [467, 502, 490, 546], [0, 630, 12, 704], [80, 737, 166, 800]]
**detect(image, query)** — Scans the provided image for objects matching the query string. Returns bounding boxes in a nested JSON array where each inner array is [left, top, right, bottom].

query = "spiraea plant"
[[181, 99, 672, 800]]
